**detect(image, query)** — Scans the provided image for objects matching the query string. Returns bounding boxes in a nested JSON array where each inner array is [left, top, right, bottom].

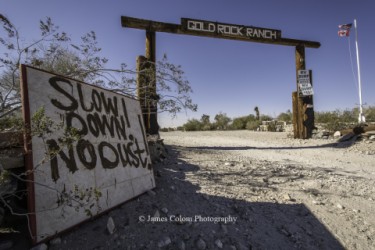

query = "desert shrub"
[[277, 110, 292, 123], [0, 115, 23, 131], [365, 106, 375, 122], [267, 122, 277, 132], [183, 119, 202, 131], [231, 116, 248, 130], [214, 112, 231, 130], [246, 120, 261, 130]]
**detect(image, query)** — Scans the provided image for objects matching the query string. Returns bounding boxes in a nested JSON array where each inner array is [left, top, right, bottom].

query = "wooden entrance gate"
[[121, 16, 320, 139]]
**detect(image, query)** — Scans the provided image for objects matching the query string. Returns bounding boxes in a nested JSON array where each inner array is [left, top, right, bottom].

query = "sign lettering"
[[183, 18, 281, 40], [298, 70, 314, 96]]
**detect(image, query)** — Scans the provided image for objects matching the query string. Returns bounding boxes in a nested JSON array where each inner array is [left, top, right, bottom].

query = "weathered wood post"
[[137, 31, 158, 135], [145, 31, 159, 135], [292, 91, 299, 138], [293, 45, 315, 139], [294, 45, 305, 138], [136, 55, 149, 132]]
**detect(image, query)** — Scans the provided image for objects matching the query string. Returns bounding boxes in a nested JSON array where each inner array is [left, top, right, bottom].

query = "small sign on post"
[[297, 70, 314, 96]]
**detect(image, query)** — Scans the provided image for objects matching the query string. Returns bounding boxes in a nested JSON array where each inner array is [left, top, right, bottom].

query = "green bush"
[[231, 116, 248, 130], [183, 119, 202, 131], [0, 115, 23, 131], [246, 120, 261, 130]]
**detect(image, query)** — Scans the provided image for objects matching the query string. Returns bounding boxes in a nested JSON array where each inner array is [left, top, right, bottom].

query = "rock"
[[318, 131, 330, 139], [283, 194, 292, 201], [333, 131, 341, 138], [338, 132, 357, 143], [0, 240, 13, 250], [157, 236, 172, 248], [182, 233, 191, 240], [215, 239, 223, 248], [370, 135, 375, 141], [221, 224, 228, 234], [107, 216, 116, 235], [148, 137, 167, 163], [312, 200, 321, 205], [155, 170, 162, 177], [147, 190, 156, 196], [237, 242, 250, 250], [336, 203, 345, 210], [30, 243, 48, 250], [49, 237, 62, 245], [178, 240, 186, 250], [196, 238, 207, 250]]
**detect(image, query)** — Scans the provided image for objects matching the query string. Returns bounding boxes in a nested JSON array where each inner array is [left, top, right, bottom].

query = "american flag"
[[338, 29, 350, 37], [338, 23, 352, 30], [338, 23, 352, 37]]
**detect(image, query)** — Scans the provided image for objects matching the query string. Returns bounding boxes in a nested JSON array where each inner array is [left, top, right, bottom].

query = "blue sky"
[[1, 0, 374, 127]]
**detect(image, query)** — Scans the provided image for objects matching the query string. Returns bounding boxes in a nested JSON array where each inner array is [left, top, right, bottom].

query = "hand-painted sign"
[[20, 65, 155, 243], [298, 70, 314, 96], [181, 18, 281, 40]]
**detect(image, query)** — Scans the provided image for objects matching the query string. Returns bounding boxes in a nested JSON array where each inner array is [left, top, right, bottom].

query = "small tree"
[[214, 112, 231, 130], [231, 116, 248, 130], [0, 14, 197, 123], [260, 114, 273, 121], [277, 110, 292, 123], [254, 106, 260, 120], [183, 119, 202, 131], [246, 120, 261, 130], [365, 106, 375, 122], [200, 114, 211, 131]]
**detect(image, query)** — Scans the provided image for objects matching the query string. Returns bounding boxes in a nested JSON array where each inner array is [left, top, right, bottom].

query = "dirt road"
[[33, 130, 375, 249], [158, 130, 375, 250]]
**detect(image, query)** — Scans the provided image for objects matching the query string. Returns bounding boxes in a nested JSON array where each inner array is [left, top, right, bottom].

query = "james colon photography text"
[[139, 214, 238, 224]]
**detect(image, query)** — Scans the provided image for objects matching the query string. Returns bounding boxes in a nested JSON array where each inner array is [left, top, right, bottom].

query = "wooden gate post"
[[292, 91, 299, 139], [294, 45, 315, 139], [293, 45, 305, 138], [136, 55, 149, 133], [145, 31, 159, 135]]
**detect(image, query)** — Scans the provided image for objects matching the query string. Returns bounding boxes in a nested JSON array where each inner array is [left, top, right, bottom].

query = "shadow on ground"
[[2, 144, 344, 250]]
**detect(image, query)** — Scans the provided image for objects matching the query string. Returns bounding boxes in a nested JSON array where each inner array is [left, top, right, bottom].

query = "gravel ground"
[[5, 130, 375, 250]]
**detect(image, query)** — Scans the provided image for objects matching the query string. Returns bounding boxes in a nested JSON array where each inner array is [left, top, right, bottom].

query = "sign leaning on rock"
[[20, 65, 155, 244]]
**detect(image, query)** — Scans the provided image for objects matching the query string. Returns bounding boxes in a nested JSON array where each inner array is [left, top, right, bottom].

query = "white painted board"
[[21, 66, 154, 243]]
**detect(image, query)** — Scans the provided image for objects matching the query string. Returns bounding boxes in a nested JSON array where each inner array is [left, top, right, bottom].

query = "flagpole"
[[354, 19, 365, 123]]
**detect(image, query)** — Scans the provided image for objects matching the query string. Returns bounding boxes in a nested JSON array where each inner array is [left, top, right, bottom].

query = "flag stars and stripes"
[[338, 23, 352, 37]]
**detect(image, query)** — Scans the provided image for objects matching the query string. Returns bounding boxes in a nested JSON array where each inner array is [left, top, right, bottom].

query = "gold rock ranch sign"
[[121, 16, 320, 139], [182, 18, 281, 40]]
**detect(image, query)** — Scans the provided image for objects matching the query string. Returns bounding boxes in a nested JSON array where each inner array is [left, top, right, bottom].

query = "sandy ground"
[[157, 131, 375, 250], [4, 130, 375, 249]]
